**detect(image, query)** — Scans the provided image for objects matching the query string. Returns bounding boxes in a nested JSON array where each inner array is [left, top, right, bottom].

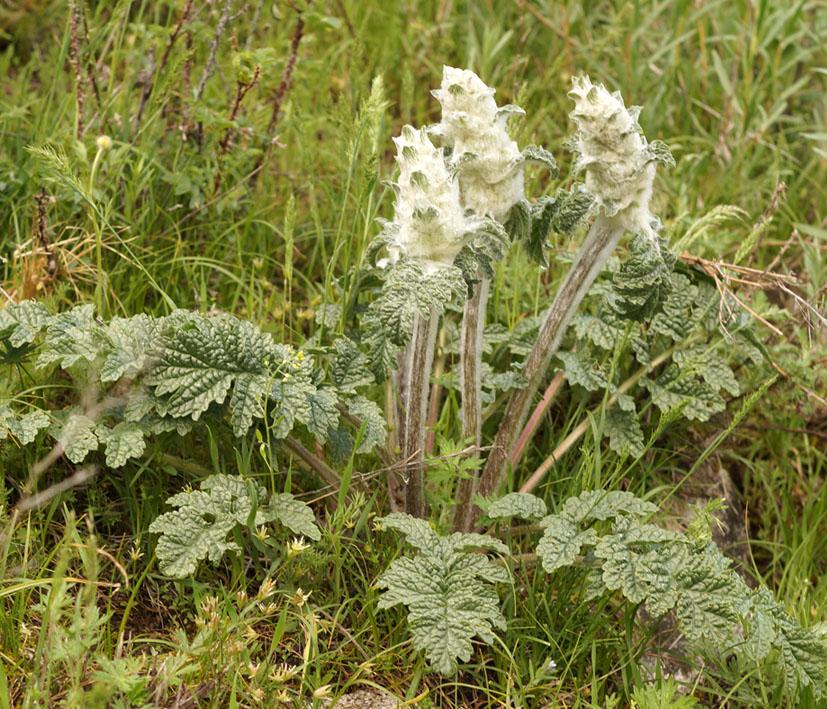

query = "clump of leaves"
[[377, 490, 826, 702], [374, 513, 509, 675], [149, 474, 320, 576], [0, 302, 384, 468]]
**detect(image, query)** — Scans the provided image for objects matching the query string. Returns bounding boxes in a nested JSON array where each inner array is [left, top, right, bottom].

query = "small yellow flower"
[[290, 587, 311, 608], [250, 687, 265, 702], [96, 135, 113, 150], [287, 536, 309, 559], [269, 663, 299, 683], [257, 578, 276, 600], [312, 684, 332, 699]]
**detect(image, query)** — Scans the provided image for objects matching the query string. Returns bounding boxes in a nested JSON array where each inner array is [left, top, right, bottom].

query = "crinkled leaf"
[[347, 394, 387, 454], [0, 405, 50, 445], [327, 424, 354, 463], [146, 315, 309, 437], [641, 364, 726, 421], [149, 506, 239, 577], [537, 515, 597, 573], [517, 145, 558, 177], [305, 388, 339, 442], [376, 513, 439, 553], [0, 300, 53, 346], [595, 517, 685, 607], [101, 314, 166, 383], [674, 347, 740, 396], [485, 492, 547, 521], [603, 407, 645, 457], [611, 235, 676, 322], [56, 411, 98, 463], [559, 490, 658, 524], [37, 305, 102, 370], [650, 273, 698, 340], [375, 520, 509, 675], [504, 199, 531, 244], [329, 338, 374, 393], [675, 549, 742, 644], [272, 492, 321, 541], [555, 350, 608, 392], [150, 474, 273, 576], [95, 422, 146, 468]]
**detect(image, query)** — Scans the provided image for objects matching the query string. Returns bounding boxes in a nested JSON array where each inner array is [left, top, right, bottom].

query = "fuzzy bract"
[[388, 125, 475, 270], [568, 76, 672, 240], [431, 66, 525, 222]]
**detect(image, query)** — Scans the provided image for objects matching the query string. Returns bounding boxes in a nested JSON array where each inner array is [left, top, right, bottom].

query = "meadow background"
[[0, 0, 825, 706]]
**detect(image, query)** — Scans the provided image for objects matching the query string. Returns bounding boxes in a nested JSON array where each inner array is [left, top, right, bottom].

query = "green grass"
[[1, 0, 826, 706]]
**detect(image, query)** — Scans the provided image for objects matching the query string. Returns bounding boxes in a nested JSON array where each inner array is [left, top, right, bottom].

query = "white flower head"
[[95, 135, 112, 151], [430, 66, 525, 222], [388, 125, 472, 270], [568, 76, 672, 241]]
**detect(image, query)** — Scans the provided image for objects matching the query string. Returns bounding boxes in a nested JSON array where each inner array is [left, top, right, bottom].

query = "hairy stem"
[[402, 309, 438, 518], [425, 326, 446, 455], [478, 216, 624, 500], [453, 274, 489, 532], [388, 348, 409, 512]]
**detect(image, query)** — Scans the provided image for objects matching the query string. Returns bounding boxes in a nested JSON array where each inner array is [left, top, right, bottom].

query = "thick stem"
[[478, 216, 624, 500], [402, 309, 439, 518], [425, 326, 447, 454], [388, 347, 410, 512], [453, 274, 490, 532]]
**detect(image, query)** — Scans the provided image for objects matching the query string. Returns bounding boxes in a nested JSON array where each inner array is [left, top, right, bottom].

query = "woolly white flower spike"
[[431, 66, 556, 223], [387, 125, 473, 270], [568, 75, 673, 241]]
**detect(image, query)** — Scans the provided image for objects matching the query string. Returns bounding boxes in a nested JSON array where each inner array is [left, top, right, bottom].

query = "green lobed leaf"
[[304, 387, 339, 443], [611, 234, 676, 322], [536, 515, 598, 573], [0, 404, 50, 445], [149, 474, 275, 576], [641, 364, 726, 421], [36, 305, 103, 370], [485, 492, 548, 521], [375, 513, 439, 553], [100, 313, 167, 383], [375, 516, 509, 675], [55, 410, 99, 464], [95, 422, 146, 468], [558, 490, 658, 524], [555, 350, 609, 392], [603, 407, 645, 457], [0, 300, 53, 346], [650, 273, 698, 340], [346, 394, 387, 454], [272, 492, 321, 541], [329, 338, 374, 393]]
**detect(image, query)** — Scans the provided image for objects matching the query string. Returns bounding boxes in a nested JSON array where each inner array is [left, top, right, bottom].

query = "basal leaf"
[[537, 515, 597, 573], [375, 517, 509, 675], [330, 338, 374, 393], [485, 492, 548, 521], [272, 492, 321, 541], [95, 422, 146, 468], [559, 490, 658, 524]]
